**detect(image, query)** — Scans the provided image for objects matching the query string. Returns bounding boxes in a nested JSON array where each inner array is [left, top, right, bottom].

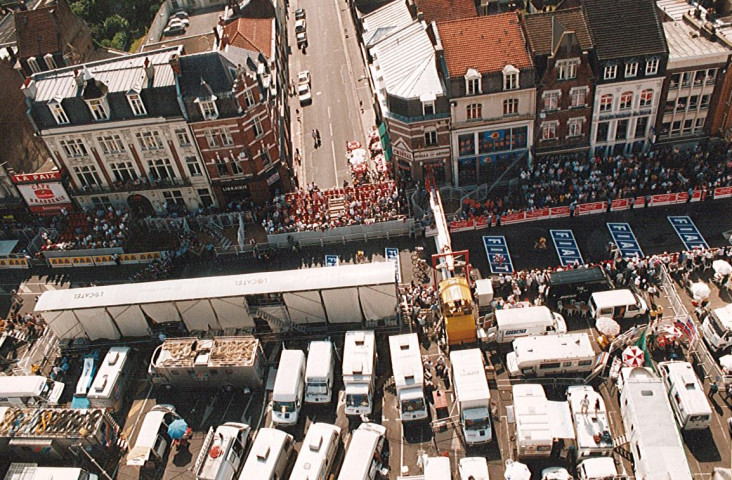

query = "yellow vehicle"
[[439, 277, 477, 346]]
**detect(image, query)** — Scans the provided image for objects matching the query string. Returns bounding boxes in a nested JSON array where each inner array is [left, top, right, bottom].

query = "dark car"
[[295, 8, 305, 20]]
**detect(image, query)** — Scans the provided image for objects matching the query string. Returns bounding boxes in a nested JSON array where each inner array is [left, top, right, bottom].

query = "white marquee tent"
[[35, 262, 398, 340]]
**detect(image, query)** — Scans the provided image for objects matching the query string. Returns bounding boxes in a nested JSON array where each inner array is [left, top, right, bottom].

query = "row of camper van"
[[271, 332, 432, 426]]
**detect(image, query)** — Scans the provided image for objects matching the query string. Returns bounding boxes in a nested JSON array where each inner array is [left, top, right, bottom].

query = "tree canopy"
[[70, 0, 159, 50]]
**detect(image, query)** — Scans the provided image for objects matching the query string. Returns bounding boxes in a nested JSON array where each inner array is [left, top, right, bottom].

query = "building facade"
[[436, 13, 535, 186], [583, 0, 668, 156], [22, 47, 212, 216], [523, 8, 594, 157]]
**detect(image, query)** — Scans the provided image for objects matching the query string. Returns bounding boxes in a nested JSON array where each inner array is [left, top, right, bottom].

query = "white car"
[[172, 9, 189, 19], [295, 19, 306, 33], [297, 71, 312, 105], [168, 16, 189, 27]]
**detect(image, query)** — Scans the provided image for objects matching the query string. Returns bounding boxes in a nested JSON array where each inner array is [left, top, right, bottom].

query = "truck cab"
[[271, 349, 306, 427], [194, 422, 251, 480], [305, 340, 334, 404], [343, 331, 376, 416], [700, 304, 732, 352], [389, 333, 428, 422]]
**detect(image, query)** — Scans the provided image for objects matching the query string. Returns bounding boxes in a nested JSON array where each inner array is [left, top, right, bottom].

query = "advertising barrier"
[[118, 254, 140, 265], [48, 257, 73, 268], [610, 198, 631, 211], [138, 252, 163, 263], [715, 186, 732, 199], [576, 201, 605, 216], [549, 206, 571, 218], [93, 255, 117, 266], [71, 256, 94, 267]]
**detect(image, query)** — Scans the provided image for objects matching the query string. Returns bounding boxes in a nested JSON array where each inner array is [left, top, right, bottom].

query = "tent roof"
[[35, 262, 396, 312], [0, 240, 19, 256]]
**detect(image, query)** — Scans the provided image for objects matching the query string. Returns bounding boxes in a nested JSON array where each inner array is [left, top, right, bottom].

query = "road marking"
[[550, 229, 584, 266], [331, 140, 339, 185], [483, 236, 514, 273], [329, 123, 333, 136], [668, 216, 709, 250], [607, 223, 644, 258], [328, 106, 332, 119]]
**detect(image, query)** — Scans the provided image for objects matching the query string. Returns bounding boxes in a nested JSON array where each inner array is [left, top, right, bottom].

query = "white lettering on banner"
[[233, 278, 268, 286], [17, 182, 72, 208], [12, 171, 62, 183], [413, 148, 451, 161], [393, 146, 413, 161], [73, 291, 103, 299], [266, 171, 280, 185]]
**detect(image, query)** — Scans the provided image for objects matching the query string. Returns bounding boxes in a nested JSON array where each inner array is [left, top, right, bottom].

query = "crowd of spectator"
[[458, 145, 732, 221], [259, 181, 407, 234], [40, 206, 131, 252]]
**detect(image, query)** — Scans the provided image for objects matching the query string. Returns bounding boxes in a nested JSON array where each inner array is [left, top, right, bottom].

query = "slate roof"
[[15, 4, 61, 58], [413, 0, 476, 23], [178, 52, 236, 97], [222, 17, 273, 58], [437, 12, 531, 77], [582, 0, 667, 60], [523, 7, 592, 56], [32, 47, 181, 103]]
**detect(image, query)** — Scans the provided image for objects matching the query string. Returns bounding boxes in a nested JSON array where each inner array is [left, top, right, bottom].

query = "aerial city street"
[[0, 0, 732, 478]]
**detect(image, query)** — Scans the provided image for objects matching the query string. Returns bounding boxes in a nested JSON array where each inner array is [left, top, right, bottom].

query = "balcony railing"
[[69, 177, 192, 196]]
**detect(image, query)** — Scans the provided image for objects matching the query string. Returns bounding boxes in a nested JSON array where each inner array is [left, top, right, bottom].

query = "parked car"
[[297, 71, 312, 105], [295, 8, 305, 20], [297, 31, 307, 49], [171, 9, 189, 19], [168, 17, 189, 28], [163, 23, 186, 36], [295, 19, 306, 33]]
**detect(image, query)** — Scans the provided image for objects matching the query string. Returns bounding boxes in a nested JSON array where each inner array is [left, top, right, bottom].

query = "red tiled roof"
[[15, 5, 61, 58], [414, 0, 476, 23], [222, 17, 273, 58], [437, 12, 532, 77]]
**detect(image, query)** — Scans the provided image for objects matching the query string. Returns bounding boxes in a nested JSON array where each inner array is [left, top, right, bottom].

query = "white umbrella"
[[690, 282, 711, 301], [713, 260, 732, 276], [596, 317, 621, 337], [720, 354, 732, 374], [504, 460, 531, 480], [622, 345, 644, 367]]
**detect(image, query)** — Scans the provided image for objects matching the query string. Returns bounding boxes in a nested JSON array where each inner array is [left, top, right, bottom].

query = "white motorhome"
[[272, 349, 306, 427], [305, 340, 334, 404], [389, 333, 428, 421], [337, 423, 388, 480], [126, 405, 178, 469], [458, 457, 489, 480], [450, 349, 492, 444], [588, 289, 647, 321], [566, 385, 613, 458], [289, 422, 340, 480], [4, 464, 98, 480], [576, 458, 625, 480], [506, 333, 596, 377], [238, 428, 294, 480], [88, 347, 131, 410], [619, 367, 693, 480], [194, 422, 251, 480], [700, 304, 732, 352], [512, 384, 553, 458], [343, 330, 377, 416], [423, 456, 451, 479], [658, 361, 712, 430], [489, 306, 566, 343], [0, 376, 65, 407]]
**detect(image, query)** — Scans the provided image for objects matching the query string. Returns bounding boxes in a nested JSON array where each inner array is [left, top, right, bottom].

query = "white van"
[[194, 422, 250, 480], [88, 347, 131, 410], [424, 456, 451, 479], [458, 457, 489, 480], [4, 464, 98, 480], [450, 349, 491, 444], [305, 340, 334, 404], [700, 304, 732, 352], [290, 422, 340, 480], [0, 375, 65, 407], [658, 361, 712, 430], [271, 349, 306, 427], [490, 306, 566, 343], [588, 289, 647, 321], [238, 428, 294, 480], [126, 405, 178, 469], [506, 333, 596, 377], [576, 457, 623, 480], [337, 423, 388, 480]]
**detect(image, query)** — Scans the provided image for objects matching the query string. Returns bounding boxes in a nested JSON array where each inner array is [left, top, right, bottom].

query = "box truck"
[[238, 428, 294, 480], [343, 330, 376, 416], [658, 361, 712, 430], [506, 333, 596, 377], [389, 333, 428, 422], [700, 303, 732, 352], [194, 422, 251, 480], [271, 349, 306, 427], [289, 422, 340, 480], [450, 349, 492, 444], [305, 340, 334, 404], [88, 346, 132, 410], [0, 376, 64, 407], [489, 306, 566, 344], [126, 405, 179, 472], [512, 384, 553, 458]]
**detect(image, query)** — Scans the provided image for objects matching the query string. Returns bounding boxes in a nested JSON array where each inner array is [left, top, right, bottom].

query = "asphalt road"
[[288, 0, 373, 188]]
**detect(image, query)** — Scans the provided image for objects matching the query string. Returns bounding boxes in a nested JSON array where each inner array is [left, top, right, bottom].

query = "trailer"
[[619, 367, 693, 480], [343, 331, 376, 416], [88, 347, 132, 410], [450, 349, 491, 444], [511, 384, 574, 459], [566, 385, 613, 458], [148, 336, 265, 389], [389, 333, 427, 422], [506, 333, 597, 377]]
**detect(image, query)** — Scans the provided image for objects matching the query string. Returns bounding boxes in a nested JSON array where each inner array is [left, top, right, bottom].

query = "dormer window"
[[127, 93, 146, 116], [48, 100, 69, 125], [503, 65, 519, 91], [465, 69, 481, 95], [646, 57, 659, 76], [27, 57, 41, 73], [87, 98, 109, 121], [625, 62, 638, 78], [420, 92, 436, 116], [603, 64, 617, 80], [197, 98, 219, 120], [44, 53, 57, 70]]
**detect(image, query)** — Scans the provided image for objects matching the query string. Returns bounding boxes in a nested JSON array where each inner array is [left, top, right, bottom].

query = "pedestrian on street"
[[315, 129, 321, 147], [708, 380, 718, 399], [726, 383, 732, 402], [312, 129, 318, 148]]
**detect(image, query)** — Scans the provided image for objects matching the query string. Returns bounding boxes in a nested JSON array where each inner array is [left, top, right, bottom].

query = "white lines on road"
[[328, 106, 332, 119], [331, 140, 339, 185], [329, 123, 334, 136]]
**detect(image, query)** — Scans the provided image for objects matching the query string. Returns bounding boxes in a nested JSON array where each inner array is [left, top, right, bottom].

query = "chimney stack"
[[73, 68, 84, 88], [169, 53, 181, 75], [144, 57, 155, 83], [21, 77, 37, 99]]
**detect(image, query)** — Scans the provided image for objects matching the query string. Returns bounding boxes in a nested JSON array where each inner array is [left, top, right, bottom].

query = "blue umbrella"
[[167, 418, 188, 439]]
